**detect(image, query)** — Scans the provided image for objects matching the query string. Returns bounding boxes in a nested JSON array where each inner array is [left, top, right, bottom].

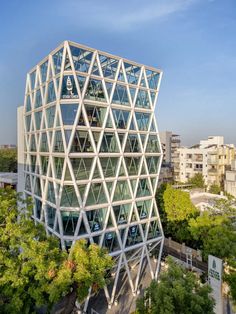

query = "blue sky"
[[0, 0, 235, 146]]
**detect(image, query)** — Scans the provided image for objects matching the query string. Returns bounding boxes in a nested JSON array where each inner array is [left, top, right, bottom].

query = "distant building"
[[159, 131, 181, 184], [0, 172, 17, 190], [224, 160, 236, 197], [0, 144, 16, 149], [176, 136, 235, 187]]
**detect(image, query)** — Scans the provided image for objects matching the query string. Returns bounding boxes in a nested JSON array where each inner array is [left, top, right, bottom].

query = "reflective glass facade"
[[23, 40, 163, 308]]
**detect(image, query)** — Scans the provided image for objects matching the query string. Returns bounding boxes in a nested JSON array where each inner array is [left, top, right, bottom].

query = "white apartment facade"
[[225, 160, 236, 197], [177, 136, 235, 187]]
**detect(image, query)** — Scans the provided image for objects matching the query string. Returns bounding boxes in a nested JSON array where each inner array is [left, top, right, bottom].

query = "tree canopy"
[[163, 185, 197, 222], [135, 257, 214, 314], [0, 148, 17, 172], [187, 173, 205, 188], [0, 187, 113, 314]]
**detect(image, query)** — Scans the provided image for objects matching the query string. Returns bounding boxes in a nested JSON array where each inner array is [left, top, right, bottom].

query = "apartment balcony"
[[193, 168, 202, 172], [207, 158, 218, 164], [208, 168, 218, 175]]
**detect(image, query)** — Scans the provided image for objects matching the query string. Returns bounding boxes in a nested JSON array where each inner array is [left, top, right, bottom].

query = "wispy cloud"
[[67, 0, 199, 31]]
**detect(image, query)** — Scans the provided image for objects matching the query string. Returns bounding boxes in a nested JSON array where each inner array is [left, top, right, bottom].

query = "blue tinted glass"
[[70, 45, 93, 72], [40, 61, 48, 83], [53, 48, 63, 75], [60, 104, 78, 125], [47, 81, 56, 104], [35, 89, 42, 108]]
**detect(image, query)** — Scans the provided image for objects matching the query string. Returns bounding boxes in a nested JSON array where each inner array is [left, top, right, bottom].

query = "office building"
[[159, 131, 180, 184], [18, 41, 164, 308]]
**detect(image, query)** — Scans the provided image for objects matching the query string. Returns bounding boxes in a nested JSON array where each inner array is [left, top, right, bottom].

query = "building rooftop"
[[0, 172, 18, 185]]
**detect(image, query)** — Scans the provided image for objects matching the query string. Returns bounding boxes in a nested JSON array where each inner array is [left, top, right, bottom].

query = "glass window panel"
[[25, 174, 31, 192], [112, 109, 130, 129], [30, 135, 36, 152], [85, 104, 107, 127], [135, 112, 150, 131], [136, 179, 151, 197], [71, 131, 93, 153], [86, 207, 107, 232], [136, 200, 151, 220], [61, 211, 79, 235], [25, 115, 31, 132], [60, 104, 78, 125], [126, 226, 142, 247], [26, 95, 31, 112], [124, 134, 141, 153], [99, 55, 118, 79], [100, 157, 119, 177], [103, 232, 120, 252], [61, 75, 79, 100], [145, 135, 160, 153], [124, 157, 141, 176], [135, 90, 150, 109], [47, 81, 56, 104], [53, 48, 63, 75], [34, 177, 42, 197], [46, 106, 56, 128], [124, 63, 141, 85], [113, 203, 131, 225], [47, 182, 55, 204], [30, 155, 36, 173], [53, 131, 64, 152], [46, 205, 56, 228], [41, 156, 49, 176], [35, 198, 42, 219], [30, 71, 36, 90], [86, 183, 107, 206], [35, 111, 42, 130], [35, 89, 42, 108], [113, 181, 131, 202], [40, 132, 49, 152], [100, 132, 119, 153], [71, 158, 93, 180], [85, 78, 106, 102], [145, 69, 160, 90], [147, 221, 161, 240], [61, 186, 79, 207], [54, 157, 64, 179], [70, 45, 93, 72], [112, 84, 130, 106], [77, 75, 86, 93], [40, 61, 48, 83], [146, 156, 160, 174]]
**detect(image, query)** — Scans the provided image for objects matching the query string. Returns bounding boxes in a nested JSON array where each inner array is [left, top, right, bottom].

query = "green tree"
[[163, 185, 197, 222], [224, 259, 236, 307], [0, 188, 113, 313], [156, 184, 197, 245], [208, 184, 221, 195], [188, 173, 205, 188], [136, 257, 214, 314], [0, 148, 17, 172]]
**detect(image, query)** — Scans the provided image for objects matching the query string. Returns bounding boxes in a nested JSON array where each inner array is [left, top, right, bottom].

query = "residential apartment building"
[[176, 136, 235, 187], [17, 41, 164, 309], [159, 131, 181, 184], [224, 160, 236, 197]]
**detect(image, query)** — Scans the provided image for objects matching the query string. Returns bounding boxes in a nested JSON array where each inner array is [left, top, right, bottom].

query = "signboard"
[[208, 255, 223, 314], [61, 76, 79, 99]]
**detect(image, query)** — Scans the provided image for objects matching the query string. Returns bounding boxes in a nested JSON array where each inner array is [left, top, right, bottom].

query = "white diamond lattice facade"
[[21, 40, 164, 307]]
